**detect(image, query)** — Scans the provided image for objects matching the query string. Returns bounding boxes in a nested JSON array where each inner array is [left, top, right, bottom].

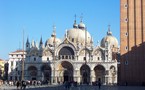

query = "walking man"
[[98, 78, 101, 90], [16, 81, 20, 90]]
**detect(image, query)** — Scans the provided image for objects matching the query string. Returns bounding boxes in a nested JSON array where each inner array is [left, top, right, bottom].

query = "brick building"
[[120, 0, 145, 85]]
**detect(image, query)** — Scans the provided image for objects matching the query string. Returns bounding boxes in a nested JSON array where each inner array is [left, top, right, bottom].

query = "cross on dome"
[[80, 13, 83, 22], [107, 24, 112, 35]]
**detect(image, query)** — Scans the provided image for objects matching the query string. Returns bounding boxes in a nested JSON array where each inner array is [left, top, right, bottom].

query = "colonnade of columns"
[[23, 63, 117, 85], [23, 69, 117, 85], [50, 69, 117, 85]]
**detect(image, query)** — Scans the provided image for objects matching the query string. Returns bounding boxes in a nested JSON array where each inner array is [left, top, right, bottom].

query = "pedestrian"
[[22, 81, 27, 90], [20, 81, 26, 90], [98, 81, 101, 89], [68, 81, 71, 89], [64, 81, 69, 90], [16, 81, 20, 90]]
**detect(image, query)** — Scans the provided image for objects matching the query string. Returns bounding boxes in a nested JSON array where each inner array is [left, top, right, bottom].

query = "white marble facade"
[[9, 20, 119, 85]]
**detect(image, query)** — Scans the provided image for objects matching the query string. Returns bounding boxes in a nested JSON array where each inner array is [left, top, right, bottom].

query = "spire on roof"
[[40, 36, 43, 45], [73, 14, 78, 28], [26, 37, 29, 44], [80, 13, 83, 22], [51, 25, 56, 37], [31, 40, 36, 47], [107, 24, 112, 35]]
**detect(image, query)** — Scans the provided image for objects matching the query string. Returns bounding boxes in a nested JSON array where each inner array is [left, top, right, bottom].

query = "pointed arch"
[[92, 47, 104, 55], [30, 47, 38, 56], [78, 48, 91, 56], [43, 47, 53, 56], [92, 47, 105, 60]]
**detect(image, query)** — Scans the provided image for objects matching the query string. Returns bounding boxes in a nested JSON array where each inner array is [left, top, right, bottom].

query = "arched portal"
[[28, 66, 37, 80], [110, 66, 116, 84], [57, 61, 74, 83], [94, 65, 105, 84], [80, 64, 90, 84], [58, 46, 75, 59], [41, 65, 51, 83]]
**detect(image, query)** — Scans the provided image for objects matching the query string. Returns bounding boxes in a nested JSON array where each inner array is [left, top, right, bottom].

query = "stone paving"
[[0, 84, 145, 90]]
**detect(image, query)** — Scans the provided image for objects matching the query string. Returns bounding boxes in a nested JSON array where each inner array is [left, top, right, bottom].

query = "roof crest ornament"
[[80, 13, 83, 22], [108, 24, 111, 32], [107, 24, 112, 35], [52, 24, 56, 37], [74, 14, 77, 23], [65, 29, 68, 38], [73, 14, 78, 28]]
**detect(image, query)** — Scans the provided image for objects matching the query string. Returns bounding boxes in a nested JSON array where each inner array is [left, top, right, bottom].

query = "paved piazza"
[[0, 85, 145, 90]]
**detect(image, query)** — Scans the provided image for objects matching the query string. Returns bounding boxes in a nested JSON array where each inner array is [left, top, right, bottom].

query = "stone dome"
[[73, 23, 78, 28], [101, 30, 118, 48], [78, 22, 85, 29], [73, 20, 78, 28], [67, 28, 91, 46], [45, 34, 61, 47]]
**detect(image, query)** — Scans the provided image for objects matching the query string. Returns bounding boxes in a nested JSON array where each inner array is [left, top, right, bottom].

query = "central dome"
[[67, 28, 91, 46]]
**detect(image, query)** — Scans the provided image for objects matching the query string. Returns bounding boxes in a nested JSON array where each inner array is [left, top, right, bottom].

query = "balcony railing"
[[58, 55, 75, 60]]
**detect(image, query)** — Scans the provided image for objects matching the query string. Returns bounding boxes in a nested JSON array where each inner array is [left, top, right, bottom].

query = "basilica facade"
[[24, 20, 119, 85]]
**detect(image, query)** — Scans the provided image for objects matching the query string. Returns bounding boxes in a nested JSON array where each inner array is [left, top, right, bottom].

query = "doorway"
[[80, 64, 90, 84]]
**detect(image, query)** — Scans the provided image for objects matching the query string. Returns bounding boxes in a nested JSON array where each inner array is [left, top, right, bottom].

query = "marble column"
[[91, 70, 95, 82]]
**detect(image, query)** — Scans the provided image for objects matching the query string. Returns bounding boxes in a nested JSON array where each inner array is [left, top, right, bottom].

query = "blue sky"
[[0, 0, 120, 60]]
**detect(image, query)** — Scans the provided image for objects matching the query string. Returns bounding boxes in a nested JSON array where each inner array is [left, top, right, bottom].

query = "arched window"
[[59, 46, 74, 59]]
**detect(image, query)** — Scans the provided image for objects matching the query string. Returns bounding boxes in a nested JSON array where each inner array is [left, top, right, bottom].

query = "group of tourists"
[[16, 80, 44, 89], [16, 81, 26, 90], [63, 81, 101, 90], [2, 80, 102, 90]]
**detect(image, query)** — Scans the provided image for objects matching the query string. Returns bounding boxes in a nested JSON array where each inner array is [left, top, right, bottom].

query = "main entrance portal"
[[63, 70, 69, 82], [57, 61, 73, 83]]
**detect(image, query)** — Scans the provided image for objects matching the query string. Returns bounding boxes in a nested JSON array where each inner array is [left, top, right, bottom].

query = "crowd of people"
[[63, 81, 101, 90], [1, 80, 102, 90], [2, 80, 44, 90]]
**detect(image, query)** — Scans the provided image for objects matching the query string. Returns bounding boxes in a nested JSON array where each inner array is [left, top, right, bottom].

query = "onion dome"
[[73, 20, 78, 28], [78, 22, 85, 29], [67, 28, 91, 45], [101, 26, 118, 48], [46, 36, 61, 47], [45, 28, 61, 47]]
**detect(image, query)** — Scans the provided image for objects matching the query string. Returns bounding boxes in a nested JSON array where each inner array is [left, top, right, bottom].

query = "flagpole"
[[21, 29, 24, 81], [85, 27, 87, 64], [53, 25, 56, 83]]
